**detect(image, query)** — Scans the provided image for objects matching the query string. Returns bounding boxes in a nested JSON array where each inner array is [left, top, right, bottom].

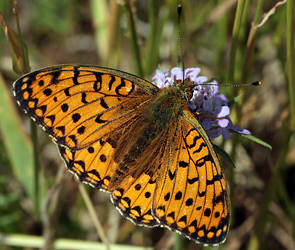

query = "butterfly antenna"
[[178, 5, 185, 81], [199, 81, 262, 87]]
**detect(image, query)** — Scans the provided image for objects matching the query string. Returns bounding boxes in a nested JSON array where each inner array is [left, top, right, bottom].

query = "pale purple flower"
[[152, 67, 251, 139]]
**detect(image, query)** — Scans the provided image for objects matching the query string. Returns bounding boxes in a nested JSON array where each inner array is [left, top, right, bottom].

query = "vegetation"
[[0, 0, 294, 249]]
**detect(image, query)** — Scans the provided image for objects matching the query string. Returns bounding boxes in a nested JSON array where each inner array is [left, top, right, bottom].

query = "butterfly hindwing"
[[111, 172, 160, 226], [58, 138, 118, 190], [109, 127, 171, 227], [152, 109, 230, 245]]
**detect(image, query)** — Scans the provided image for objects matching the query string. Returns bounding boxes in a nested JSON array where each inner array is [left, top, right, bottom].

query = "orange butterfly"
[[13, 64, 230, 246]]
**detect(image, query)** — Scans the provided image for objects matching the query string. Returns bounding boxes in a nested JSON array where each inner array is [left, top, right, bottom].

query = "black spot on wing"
[[196, 155, 211, 167], [61, 103, 69, 112], [38, 80, 44, 86], [68, 134, 78, 145], [81, 92, 87, 104], [185, 198, 193, 206], [64, 88, 71, 97], [164, 192, 170, 201], [175, 191, 182, 200], [51, 70, 61, 85], [43, 88, 52, 96], [122, 197, 131, 207], [72, 113, 81, 123], [193, 142, 206, 154], [95, 113, 107, 124], [46, 115, 55, 125], [168, 170, 176, 180], [87, 147, 94, 153], [199, 191, 206, 197], [73, 66, 79, 85], [37, 105, 47, 115], [204, 208, 211, 217], [115, 78, 135, 96], [179, 161, 188, 168], [187, 177, 199, 184], [93, 73, 102, 92], [206, 174, 221, 185], [77, 126, 85, 135], [100, 154, 106, 162], [56, 126, 65, 135], [108, 75, 116, 91], [100, 98, 109, 109], [134, 184, 141, 190], [179, 215, 187, 224]]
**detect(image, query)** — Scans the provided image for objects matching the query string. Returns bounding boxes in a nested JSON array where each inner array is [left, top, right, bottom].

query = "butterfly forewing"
[[13, 65, 157, 190], [13, 65, 157, 150]]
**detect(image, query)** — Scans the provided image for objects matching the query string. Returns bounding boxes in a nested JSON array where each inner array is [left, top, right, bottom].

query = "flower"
[[152, 67, 251, 139]]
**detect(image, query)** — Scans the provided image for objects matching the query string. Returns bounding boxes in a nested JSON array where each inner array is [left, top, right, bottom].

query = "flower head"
[[152, 67, 250, 139]]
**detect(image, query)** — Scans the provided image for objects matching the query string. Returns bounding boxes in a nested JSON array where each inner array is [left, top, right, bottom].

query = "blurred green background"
[[0, 0, 294, 250]]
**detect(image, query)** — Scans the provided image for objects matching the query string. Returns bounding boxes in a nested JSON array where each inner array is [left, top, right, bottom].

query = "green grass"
[[0, 1, 294, 249]]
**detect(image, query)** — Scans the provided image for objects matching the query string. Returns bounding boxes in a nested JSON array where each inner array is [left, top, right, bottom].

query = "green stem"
[[90, 0, 109, 66], [13, 2, 25, 71], [228, 0, 246, 228], [255, 125, 292, 240], [145, 0, 159, 76], [277, 176, 295, 235], [228, 0, 246, 84], [241, 0, 263, 84], [13, 0, 39, 216], [173, 233, 183, 250], [78, 183, 110, 250], [30, 120, 40, 217], [123, 3, 144, 77], [286, 0, 295, 130], [106, 1, 120, 68]]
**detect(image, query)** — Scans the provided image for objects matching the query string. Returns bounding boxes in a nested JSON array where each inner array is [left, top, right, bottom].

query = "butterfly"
[[13, 64, 230, 246]]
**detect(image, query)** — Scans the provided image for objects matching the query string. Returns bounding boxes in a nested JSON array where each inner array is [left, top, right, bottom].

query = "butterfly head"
[[172, 78, 195, 101]]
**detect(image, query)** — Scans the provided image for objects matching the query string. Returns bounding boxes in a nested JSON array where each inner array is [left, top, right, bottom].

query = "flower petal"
[[221, 128, 231, 139], [185, 68, 201, 81], [202, 119, 212, 130], [196, 76, 208, 84], [214, 106, 230, 118], [171, 67, 183, 80], [227, 118, 251, 135], [207, 128, 222, 139], [155, 69, 165, 77], [216, 118, 229, 128], [203, 100, 213, 112]]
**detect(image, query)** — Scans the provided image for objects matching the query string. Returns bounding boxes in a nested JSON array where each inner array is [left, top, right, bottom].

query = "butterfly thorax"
[[108, 80, 194, 190]]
